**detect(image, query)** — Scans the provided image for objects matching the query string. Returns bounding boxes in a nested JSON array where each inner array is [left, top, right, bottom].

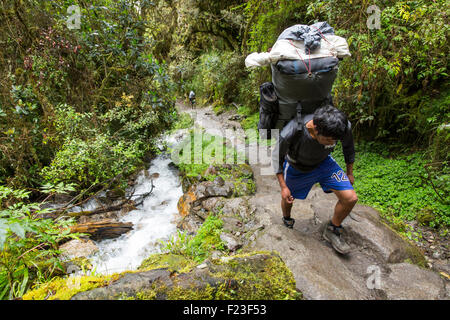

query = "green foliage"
[[173, 130, 245, 178], [236, 105, 260, 131], [306, 0, 449, 144], [0, 186, 80, 300], [162, 214, 225, 263], [0, 0, 177, 191], [332, 143, 450, 231], [179, 51, 246, 107], [244, 0, 309, 53], [169, 112, 194, 132], [41, 134, 145, 191]]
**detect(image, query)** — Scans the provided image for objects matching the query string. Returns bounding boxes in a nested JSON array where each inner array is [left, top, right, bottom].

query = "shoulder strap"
[[296, 101, 303, 131]]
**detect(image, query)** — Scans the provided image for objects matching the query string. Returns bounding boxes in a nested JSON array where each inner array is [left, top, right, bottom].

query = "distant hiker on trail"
[[273, 105, 357, 254], [189, 90, 196, 108]]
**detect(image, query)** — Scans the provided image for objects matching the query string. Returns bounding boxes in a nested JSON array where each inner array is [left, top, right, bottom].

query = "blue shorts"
[[283, 155, 353, 200]]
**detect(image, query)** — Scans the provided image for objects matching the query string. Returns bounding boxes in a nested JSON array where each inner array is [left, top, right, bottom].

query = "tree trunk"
[[69, 219, 133, 240]]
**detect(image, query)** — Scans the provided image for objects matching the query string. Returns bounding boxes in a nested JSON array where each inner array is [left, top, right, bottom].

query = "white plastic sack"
[[245, 35, 351, 68]]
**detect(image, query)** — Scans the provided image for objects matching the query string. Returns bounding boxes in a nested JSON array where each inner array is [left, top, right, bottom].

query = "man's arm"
[[342, 121, 355, 184], [272, 121, 298, 203], [271, 120, 296, 176], [346, 162, 354, 185], [277, 172, 294, 204]]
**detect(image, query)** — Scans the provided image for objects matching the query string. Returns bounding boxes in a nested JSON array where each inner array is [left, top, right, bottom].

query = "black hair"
[[313, 105, 348, 140]]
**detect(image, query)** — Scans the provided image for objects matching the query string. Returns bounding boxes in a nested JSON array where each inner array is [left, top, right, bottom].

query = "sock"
[[329, 221, 343, 235], [329, 221, 341, 228]]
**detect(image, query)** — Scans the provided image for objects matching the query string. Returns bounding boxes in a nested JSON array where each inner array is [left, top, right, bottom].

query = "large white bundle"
[[245, 35, 351, 68]]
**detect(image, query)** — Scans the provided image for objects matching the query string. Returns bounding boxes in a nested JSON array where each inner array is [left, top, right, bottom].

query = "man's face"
[[316, 134, 337, 147], [312, 126, 337, 147], [310, 123, 337, 147]]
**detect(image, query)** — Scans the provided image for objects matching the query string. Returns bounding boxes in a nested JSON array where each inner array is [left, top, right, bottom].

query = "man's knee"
[[337, 190, 358, 207], [344, 192, 358, 207]]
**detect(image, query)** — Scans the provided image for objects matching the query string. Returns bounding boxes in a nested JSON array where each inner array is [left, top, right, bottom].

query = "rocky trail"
[[43, 101, 449, 300], [177, 101, 449, 300]]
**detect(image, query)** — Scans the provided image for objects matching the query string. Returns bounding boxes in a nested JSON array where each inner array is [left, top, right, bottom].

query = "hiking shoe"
[[322, 222, 351, 254], [282, 217, 295, 229]]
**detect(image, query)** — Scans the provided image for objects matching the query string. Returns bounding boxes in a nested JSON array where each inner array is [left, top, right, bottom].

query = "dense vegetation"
[[0, 0, 448, 300], [1, 0, 177, 192], [166, 0, 448, 229], [0, 0, 178, 299]]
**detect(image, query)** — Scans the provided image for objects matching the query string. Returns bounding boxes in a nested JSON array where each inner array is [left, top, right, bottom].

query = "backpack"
[[257, 76, 334, 139], [255, 22, 347, 138]]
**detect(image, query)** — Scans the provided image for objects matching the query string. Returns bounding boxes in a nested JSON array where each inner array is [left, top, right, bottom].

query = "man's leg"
[[281, 197, 293, 219], [330, 189, 358, 226], [318, 157, 358, 254], [320, 189, 357, 254]]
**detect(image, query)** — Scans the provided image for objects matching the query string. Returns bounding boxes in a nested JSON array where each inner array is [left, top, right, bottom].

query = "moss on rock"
[[138, 253, 196, 274], [22, 273, 120, 300], [23, 251, 301, 300], [135, 251, 301, 300]]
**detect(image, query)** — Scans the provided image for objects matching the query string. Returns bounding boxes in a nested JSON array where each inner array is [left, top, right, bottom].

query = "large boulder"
[[245, 188, 448, 300], [177, 180, 233, 218], [59, 239, 98, 260], [380, 263, 448, 300]]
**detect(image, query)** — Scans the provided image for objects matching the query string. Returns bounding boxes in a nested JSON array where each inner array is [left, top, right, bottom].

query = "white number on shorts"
[[332, 170, 348, 182]]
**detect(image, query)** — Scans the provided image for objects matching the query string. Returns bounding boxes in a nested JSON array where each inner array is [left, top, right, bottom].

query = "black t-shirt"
[[272, 114, 355, 174]]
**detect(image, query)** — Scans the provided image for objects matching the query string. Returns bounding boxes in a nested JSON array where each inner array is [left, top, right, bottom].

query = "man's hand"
[[346, 163, 355, 185], [281, 186, 294, 204], [347, 173, 355, 185]]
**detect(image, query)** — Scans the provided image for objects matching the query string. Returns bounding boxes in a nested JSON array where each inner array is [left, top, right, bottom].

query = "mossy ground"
[[134, 251, 301, 300], [180, 163, 256, 197], [138, 253, 196, 274], [22, 273, 120, 300]]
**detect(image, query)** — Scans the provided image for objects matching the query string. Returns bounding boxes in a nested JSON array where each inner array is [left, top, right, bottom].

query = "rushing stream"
[[75, 130, 187, 275]]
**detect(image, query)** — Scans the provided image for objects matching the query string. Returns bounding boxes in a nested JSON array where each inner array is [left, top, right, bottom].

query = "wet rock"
[[381, 263, 447, 300], [59, 239, 99, 260], [247, 224, 370, 300], [177, 214, 203, 234], [311, 194, 427, 266], [177, 181, 233, 217], [221, 216, 244, 233], [150, 173, 160, 180], [220, 232, 242, 251], [68, 252, 298, 300], [213, 176, 225, 187], [203, 165, 217, 176], [168, 161, 177, 169]]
